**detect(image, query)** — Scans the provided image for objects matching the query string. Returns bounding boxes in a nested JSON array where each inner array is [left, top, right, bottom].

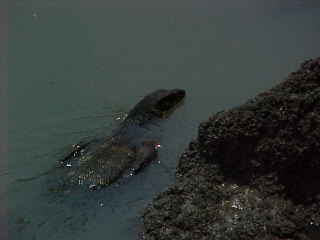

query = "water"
[[7, 0, 320, 239]]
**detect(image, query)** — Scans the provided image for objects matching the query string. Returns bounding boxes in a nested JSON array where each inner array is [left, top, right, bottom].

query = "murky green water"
[[7, 0, 320, 239]]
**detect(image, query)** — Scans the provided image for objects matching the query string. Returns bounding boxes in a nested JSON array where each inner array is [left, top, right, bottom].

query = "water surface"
[[8, 0, 320, 239]]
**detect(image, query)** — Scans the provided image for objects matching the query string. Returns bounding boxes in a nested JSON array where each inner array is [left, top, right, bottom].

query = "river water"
[[7, 0, 320, 239]]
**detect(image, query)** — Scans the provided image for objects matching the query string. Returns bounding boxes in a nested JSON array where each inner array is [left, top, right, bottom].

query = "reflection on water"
[[8, 0, 320, 239]]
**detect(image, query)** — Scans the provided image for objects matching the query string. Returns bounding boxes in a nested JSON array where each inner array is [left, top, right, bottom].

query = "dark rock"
[[142, 57, 320, 240]]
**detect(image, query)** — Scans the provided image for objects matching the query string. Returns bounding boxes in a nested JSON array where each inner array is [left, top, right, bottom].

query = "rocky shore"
[[142, 57, 320, 240]]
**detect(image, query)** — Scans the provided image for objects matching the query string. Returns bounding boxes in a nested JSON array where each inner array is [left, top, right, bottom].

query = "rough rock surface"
[[142, 57, 320, 240]]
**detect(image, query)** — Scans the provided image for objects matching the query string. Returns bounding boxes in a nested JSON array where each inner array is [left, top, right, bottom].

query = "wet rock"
[[142, 57, 320, 240]]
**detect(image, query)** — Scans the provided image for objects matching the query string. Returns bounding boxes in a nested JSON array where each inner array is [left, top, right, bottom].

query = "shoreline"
[[142, 57, 320, 240]]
